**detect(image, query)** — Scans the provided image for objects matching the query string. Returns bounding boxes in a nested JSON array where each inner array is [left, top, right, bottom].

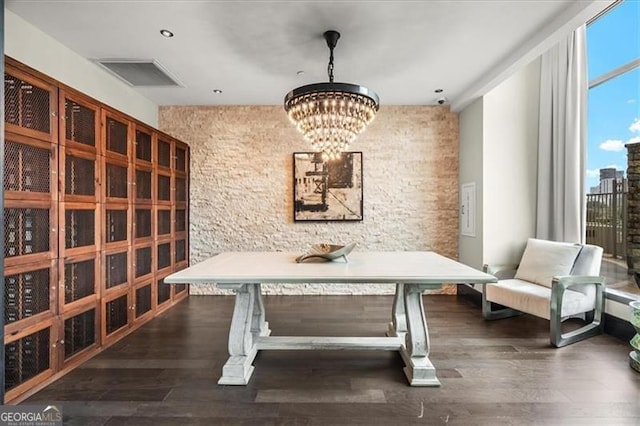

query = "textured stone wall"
[[159, 106, 459, 294], [627, 142, 640, 276]]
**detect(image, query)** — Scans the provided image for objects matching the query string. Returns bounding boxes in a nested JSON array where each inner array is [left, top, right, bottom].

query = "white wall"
[[483, 57, 540, 265], [459, 57, 633, 323], [4, 9, 158, 126], [458, 98, 484, 270], [458, 58, 541, 269]]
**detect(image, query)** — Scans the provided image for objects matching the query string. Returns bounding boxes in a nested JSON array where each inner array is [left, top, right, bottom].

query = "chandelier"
[[284, 30, 380, 160]]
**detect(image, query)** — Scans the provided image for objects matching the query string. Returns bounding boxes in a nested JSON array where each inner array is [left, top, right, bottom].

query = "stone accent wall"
[[627, 142, 640, 277], [159, 106, 459, 294]]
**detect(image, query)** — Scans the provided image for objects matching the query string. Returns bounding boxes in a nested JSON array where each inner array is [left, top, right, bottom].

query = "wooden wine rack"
[[3, 57, 190, 403]]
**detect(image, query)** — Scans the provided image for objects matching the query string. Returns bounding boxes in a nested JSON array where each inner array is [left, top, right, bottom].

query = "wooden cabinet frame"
[[59, 146, 100, 203], [134, 123, 155, 166], [58, 252, 100, 314], [59, 202, 101, 257], [4, 260, 58, 336], [4, 318, 58, 403], [5, 60, 58, 144], [101, 246, 132, 296], [3, 131, 58, 202], [101, 288, 131, 346], [4, 199, 58, 268], [154, 272, 173, 314], [60, 303, 100, 369], [134, 164, 154, 206], [3, 56, 190, 404], [133, 242, 154, 285], [132, 280, 154, 325], [59, 89, 101, 155], [102, 202, 131, 251], [101, 109, 132, 161], [102, 157, 131, 204]]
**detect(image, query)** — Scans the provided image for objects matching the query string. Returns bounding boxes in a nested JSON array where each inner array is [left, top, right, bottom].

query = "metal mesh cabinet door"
[[155, 274, 172, 312], [60, 254, 99, 312], [172, 265, 189, 301], [4, 262, 57, 336], [4, 135, 56, 200], [4, 201, 56, 268], [4, 320, 56, 402], [104, 205, 130, 250], [133, 281, 153, 323], [156, 137, 171, 170], [135, 167, 152, 205], [5, 64, 57, 143], [61, 204, 98, 257], [103, 111, 130, 160], [62, 306, 98, 365], [135, 126, 153, 164], [104, 160, 130, 203], [3, 131, 57, 268], [102, 291, 130, 343], [103, 249, 130, 294], [60, 92, 99, 152]]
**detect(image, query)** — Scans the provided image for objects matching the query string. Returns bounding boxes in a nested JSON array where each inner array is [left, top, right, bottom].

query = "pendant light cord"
[[327, 45, 335, 83], [324, 30, 340, 83]]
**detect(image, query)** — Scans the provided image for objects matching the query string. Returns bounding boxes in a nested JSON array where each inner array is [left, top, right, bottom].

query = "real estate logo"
[[0, 405, 62, 426]]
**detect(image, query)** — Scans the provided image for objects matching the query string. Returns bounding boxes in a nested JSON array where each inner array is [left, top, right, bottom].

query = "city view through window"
[[586, 0, 639, 297]]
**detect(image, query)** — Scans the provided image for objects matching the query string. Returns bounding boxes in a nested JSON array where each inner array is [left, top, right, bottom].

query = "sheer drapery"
[[537, 25, 588, 243]]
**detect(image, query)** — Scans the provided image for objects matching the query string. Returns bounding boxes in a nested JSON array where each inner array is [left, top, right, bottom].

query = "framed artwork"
[[293, 152, 363, 222]]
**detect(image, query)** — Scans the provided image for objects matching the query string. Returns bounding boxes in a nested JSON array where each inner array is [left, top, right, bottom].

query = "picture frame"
[[293, 152, 363, 222]]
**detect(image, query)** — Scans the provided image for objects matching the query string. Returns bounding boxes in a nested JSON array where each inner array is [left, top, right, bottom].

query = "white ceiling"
[[6, 1, 611, 111]]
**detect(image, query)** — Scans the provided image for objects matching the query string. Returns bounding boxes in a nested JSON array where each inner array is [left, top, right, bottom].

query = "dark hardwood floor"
[[24, 295, 640, 425]]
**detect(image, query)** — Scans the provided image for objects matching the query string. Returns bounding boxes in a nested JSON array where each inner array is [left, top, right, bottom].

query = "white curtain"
[[536, 25, 588, 243]]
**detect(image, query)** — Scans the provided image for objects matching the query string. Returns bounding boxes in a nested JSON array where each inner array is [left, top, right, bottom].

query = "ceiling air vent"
[[96, 59, 183, 87]]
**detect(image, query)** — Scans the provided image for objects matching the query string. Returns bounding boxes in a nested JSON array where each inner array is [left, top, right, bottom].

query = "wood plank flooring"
[[24, 295, 640, 425]]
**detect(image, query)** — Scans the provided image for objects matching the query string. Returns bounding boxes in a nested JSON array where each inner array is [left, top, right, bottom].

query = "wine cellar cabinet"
[[3, 57, 190, 403]]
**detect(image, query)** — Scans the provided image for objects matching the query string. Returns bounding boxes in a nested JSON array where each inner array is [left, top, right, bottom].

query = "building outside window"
[[586, 0, 640, 298]]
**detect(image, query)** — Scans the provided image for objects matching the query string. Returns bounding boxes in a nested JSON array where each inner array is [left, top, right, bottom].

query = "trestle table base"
[[217, 282, 442, 386]]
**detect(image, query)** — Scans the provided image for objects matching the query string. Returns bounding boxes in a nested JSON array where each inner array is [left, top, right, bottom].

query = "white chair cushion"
[[569, 244, 603, 298], [514, 238, 582, 288], [571, 244, 603, 276], [485, 279, 595, 320]]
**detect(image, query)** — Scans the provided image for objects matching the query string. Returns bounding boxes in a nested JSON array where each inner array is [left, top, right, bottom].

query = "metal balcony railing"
[[586, 182, 627, 259]]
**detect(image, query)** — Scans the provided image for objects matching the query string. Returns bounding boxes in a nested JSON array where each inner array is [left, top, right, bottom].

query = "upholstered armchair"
[[482, 238, 605, 347]]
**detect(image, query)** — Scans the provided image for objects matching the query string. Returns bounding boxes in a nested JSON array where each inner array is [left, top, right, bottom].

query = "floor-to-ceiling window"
[[586, 0, 640, 298]]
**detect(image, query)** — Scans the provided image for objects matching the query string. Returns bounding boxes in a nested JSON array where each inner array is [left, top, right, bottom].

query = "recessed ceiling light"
[[296, 70, 305, 76], [160, 29, 174, 38], [213, 89, 222, 94]]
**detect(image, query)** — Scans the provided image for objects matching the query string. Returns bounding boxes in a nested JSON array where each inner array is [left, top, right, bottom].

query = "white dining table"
[[164, 251, 496, 386]]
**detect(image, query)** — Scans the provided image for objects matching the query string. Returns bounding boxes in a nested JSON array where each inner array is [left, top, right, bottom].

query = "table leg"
[[219, 283, 269, 385], [399, 283, 441, 386], [387, 283, 408, 339], [251, 283, 271, 340]]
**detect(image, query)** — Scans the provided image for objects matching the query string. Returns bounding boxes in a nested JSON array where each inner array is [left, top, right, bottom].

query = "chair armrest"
[[550, 275, 606, 347], [552, 275, 606, 290], [483, 264, 518, 279]]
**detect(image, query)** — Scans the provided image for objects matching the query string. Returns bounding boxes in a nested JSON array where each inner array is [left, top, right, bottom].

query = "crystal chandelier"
[[284, 30, 380, 160]]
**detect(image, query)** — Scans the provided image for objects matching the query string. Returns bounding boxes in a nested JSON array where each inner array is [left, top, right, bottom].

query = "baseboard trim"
[[456, 284, 482, 306], [455, 285, 634, 343], [604, 313, 635, 342]]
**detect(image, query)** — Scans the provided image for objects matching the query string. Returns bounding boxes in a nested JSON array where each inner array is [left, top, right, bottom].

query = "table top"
[[164, 251, 496, 285]]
